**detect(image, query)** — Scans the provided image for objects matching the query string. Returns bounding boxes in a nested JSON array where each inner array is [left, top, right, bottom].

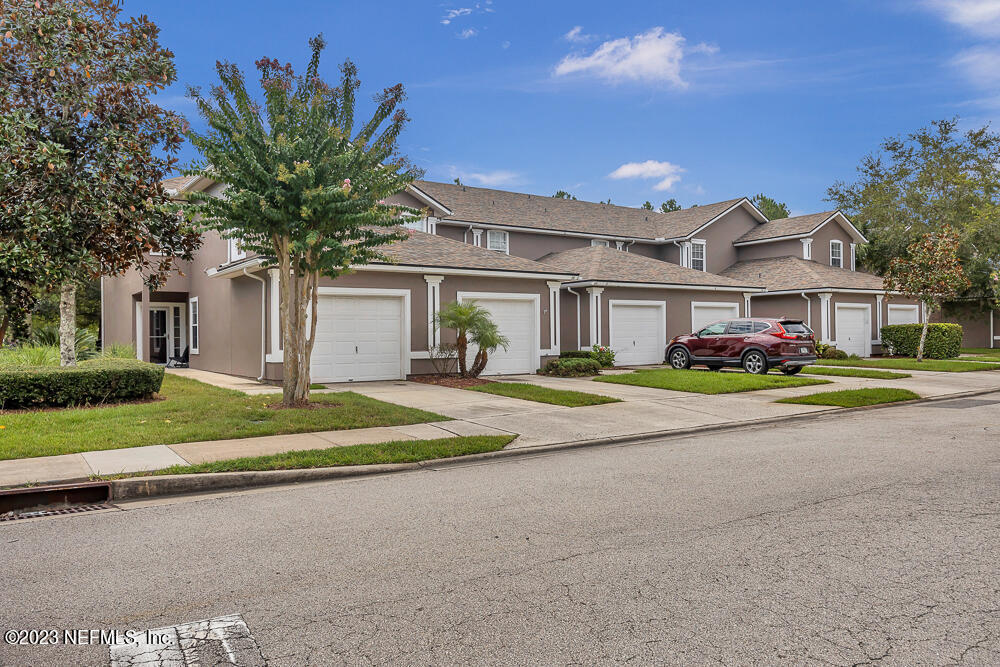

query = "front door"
[[149, 308, 168, 364]]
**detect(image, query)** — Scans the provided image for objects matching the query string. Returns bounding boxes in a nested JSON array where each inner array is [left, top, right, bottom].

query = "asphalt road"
[[1, 393, 999, 666]]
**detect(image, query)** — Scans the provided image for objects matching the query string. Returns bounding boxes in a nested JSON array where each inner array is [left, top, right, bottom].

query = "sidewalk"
[[2, 366, 998, 489]]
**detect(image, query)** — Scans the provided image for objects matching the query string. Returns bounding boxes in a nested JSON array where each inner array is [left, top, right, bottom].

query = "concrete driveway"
[[346, 366, 1000, 449]]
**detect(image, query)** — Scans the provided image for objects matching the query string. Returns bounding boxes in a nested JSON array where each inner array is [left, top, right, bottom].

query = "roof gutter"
[[561, 280, 765, 293], [761, 287, 899, 296]]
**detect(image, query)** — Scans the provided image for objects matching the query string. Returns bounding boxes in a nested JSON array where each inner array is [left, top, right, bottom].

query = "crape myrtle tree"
[[883, 226, 969, 361], [0, 0, 199, 365], [186, 36, 420, 406]]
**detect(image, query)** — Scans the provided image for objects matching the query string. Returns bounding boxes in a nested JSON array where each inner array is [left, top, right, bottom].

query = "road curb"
[[103, 385, 1000, 501]]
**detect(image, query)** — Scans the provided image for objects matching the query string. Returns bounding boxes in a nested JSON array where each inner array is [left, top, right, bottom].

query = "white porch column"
[[546, 281, 561, 354], [742, 293, 753, 318], [471, 228, 483, 247], [818, 292, 832, 343], [875, 294, 884, 343], [801, 238, 813, 260], [587, 287, 604, 347], [424, 275, 444, 350], [850, 243, 857, 271]]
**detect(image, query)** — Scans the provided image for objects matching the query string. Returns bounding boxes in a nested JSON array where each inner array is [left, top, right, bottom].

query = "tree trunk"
[[59, 282, 76, 367], [0, 312, 9, 347], [470, 349, 488, 378], [916, 317, 929, 362], [456, 332, 468, 377]]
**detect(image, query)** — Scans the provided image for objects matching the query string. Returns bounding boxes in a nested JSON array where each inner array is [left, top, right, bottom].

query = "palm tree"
[[435, 301, 509, 378]]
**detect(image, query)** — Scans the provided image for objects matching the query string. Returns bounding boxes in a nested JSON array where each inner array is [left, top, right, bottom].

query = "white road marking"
[[109, 613, 265, 666]]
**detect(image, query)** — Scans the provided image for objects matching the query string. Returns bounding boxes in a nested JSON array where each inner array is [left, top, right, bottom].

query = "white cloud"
[[501, 40, 511, 49], [608, 160, 685, 191], [458, 28, 478, 39], [922, 0, 1000, 37], [564, 26, 595, 43], [952, 44, 1000, 86], [450, 167, 520, 187], [441, 7, 472, 25], [554, 27, 717, 87]]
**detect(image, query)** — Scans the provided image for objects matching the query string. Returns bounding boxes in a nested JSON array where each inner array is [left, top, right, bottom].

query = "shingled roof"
[[411, 180, 765, 241], [371, 229, 575, 275], [734, 211, 865, 244], [537, 246, 763, 289], [720, 256, 886, 292]]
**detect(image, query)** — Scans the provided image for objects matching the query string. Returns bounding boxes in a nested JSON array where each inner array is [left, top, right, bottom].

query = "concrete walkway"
[[2, 365, 998, 488]]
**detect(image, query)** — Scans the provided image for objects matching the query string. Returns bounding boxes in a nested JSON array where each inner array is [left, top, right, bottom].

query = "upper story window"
[[830, 240, 843, 268], [228, 236, 246, 263], [591, 239, 610, 248], [486, 230, 509, 254], [401, 216, 436, 234], [691, 239, 706, 272], [802, 238, 813, 260]]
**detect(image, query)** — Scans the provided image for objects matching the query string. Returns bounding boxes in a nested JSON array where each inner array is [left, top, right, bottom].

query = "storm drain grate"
[[930, 399, 1000, 410], [0, 503, 114, 522]]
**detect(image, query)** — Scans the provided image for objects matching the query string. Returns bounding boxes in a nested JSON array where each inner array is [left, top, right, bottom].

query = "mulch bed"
[[408, 374, 495, 389]]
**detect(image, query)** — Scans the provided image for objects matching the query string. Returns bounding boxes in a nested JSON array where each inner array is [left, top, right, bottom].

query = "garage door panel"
[[691, 303, 740, 333], [312, 295, 404, 382], [466, 298, 535, 375], [836, 305, 869, 357], [611, 303, 664, 366]]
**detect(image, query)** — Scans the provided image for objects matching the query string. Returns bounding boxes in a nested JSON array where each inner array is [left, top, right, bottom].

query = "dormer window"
[[228, 235, 246, 263], [802, 238, 813, 260], [591, 239, 610, 247], [691, 239, 706, 271], [830, 240, 843, 268], [486, 230, 509, 254]]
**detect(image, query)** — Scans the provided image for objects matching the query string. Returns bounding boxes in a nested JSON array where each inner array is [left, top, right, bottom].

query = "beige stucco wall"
[[736, 238, 802, 262], [933, 306, 997, 348], [693, 207, 761, 274], [559, 286, 749, 351], [734, 218, 858, 266]]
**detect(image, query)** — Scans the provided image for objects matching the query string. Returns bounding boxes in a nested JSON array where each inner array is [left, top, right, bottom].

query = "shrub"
[[591, 345, 616, 368], [0, 359, 165, 409], [101, 343, 137, 359], [821, 347, 849, 360], [539, 358, 602, 377], [31, 325, 98, 360], [559, 350, 593, 360], [880, 323, 963, 359], [0, 345, 60, 367]]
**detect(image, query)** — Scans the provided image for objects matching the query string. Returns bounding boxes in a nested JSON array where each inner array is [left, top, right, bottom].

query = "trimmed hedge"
[[539, 358, 602, 377], [0, 359, 165, 409], [880, 323, 962, 359], [559, 350, 593, 360]]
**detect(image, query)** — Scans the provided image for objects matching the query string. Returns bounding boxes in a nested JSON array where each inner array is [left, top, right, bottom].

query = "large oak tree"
[[0, 0, 199, 364]]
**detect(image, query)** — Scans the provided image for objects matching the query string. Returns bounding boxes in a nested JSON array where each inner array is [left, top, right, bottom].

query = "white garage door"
[[835, 305, 870, 357], [610, 303, 665, 366], [691, 302, 740, 333], [887, 305, 920, 325], [465, 297, 535, 375], [311, 295, 403, 382]]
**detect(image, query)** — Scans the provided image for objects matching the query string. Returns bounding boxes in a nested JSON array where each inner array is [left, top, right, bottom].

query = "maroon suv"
[[666, 318, 817, 375]]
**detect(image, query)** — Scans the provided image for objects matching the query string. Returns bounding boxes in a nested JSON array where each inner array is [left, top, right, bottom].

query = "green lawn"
[[961, 347, 999, 355], [776, 387, 920, 407], [795, 366, 911, 379], [467, 382, 620, 407], [813, 358, 1000, 372], [593, 368, 830, 394], [97, 435, 515, 478], [0, 374, 448, 461]]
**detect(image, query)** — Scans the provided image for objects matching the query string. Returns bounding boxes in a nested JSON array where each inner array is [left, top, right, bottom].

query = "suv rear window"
[[727, 320, 753, 335], [779, 321, 812, 334], [752, 322, 771, 333]]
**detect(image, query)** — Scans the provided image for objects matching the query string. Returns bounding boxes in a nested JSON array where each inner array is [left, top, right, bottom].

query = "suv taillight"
[[771, 323, 799, 340]]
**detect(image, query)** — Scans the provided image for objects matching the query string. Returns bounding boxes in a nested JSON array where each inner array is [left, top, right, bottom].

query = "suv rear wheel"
[[742, 350, 768, 375], [668, 347, 691, 370]]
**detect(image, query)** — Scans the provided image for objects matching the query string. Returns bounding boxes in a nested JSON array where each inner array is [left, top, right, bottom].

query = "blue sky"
[[128, 0, 1000, 216]]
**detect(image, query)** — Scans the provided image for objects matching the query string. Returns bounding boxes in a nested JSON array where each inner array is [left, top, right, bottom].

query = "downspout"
[[464, 225, 473, 244], [566, 287, 582, 351], [800, 292, 812, 329], [672, 240, 685, 266], [244, 268, 267, 382]]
